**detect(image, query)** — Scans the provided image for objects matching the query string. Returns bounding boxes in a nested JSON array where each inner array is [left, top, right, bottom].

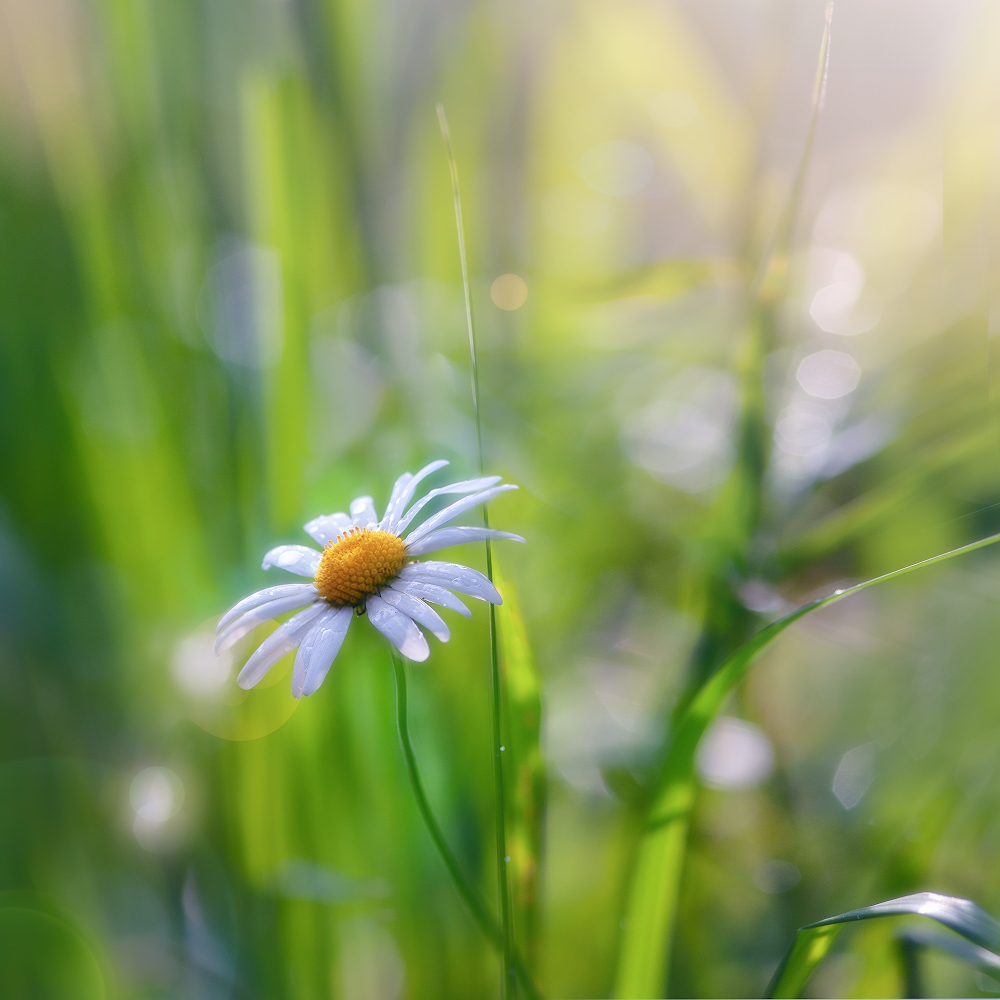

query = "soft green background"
[[2, 0, 1000, 996]]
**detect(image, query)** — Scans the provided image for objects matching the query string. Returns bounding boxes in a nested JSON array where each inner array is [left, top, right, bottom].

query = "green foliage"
[[615, 531, 1000, 998], [766, 893, 1000, 999], [4, 1, 1000, 997], [495, 561, 546, 969]]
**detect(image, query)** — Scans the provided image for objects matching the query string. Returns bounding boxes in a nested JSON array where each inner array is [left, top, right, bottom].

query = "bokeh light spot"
[[130, 767, 185, 850], [808, 249, 881, 335], [775, 400, 834, 456], [174, 619, 302, 739], [130, 767, 184, 824], [696, 717, 775, 790], [491, 273, 528, 311], [832, 743, 875, 809], [172, 632, 231, 695], [796, 350, 860, 399], [621, 367, 736, 492]]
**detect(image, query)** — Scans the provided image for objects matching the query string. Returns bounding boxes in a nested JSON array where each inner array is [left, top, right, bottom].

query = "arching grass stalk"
[[615, 525, 1000, 998], [390, 652, 540, 1000], [614, 5, 835, 997], [436, 103, 516, 997]]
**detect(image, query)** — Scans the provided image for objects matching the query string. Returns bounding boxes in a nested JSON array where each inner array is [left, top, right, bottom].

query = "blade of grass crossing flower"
[[614, 527, 1000, 998], [766, 893, 1000, 999], [437, 103, 516, 997], [493, 560, 546, 972]]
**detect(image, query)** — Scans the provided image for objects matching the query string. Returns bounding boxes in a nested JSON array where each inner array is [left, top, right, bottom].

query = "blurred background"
[[3, 0, 1000, 996]]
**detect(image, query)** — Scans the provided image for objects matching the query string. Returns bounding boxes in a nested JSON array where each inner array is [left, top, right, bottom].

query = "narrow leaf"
[[766, 893, 1000, 999], [614, 526, 1000, 999], [493, 559, 546, 970]]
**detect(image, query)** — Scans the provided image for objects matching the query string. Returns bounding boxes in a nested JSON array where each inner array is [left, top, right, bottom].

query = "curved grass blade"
[[614, 526, 1000, 999], [778, 426, 997, 575], [493, 560, 546, 971], [766, 893, 1000, 998], [749, 0, 833, 302], [390, 652, 542, 1000], [671, 0, 836, 718], [896, 925, 1000, 998]]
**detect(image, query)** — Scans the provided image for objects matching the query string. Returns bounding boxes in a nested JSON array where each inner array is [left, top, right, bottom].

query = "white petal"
[[378, 471, 413, 529], [237, 603, 327, 689], [390, 579, 472, 618], [262, 545, 322, 576], [217, 583, 317, 633], [404, 484, 518, 544], [350, 495, 378, 528], [381, 459, 450, 531], [367, 594, 430, 661], [303, 512, 352, 546], [380, 589, 450, 641], [405, 527, 525, 557], [215, 592, 319, 654], [396, 475, 502, 534], [291, 605, 353, 698], [398, 561, 502, 604]]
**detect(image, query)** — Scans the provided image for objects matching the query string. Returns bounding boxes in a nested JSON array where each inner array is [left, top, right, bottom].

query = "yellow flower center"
[[313, 527, 408, 606]]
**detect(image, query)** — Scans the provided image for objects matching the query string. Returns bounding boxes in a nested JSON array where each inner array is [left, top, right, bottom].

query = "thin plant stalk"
[[390, 652, 541, 1000], [617, 524, 1000, 998], [749, 0, 834, 300], [614, 5, 836, 996], [436, 102, 516, 998]]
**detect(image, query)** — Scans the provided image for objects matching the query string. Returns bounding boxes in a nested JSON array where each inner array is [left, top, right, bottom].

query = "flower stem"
[[390, 652, 540, 1000], [436, 102, 516, 998]]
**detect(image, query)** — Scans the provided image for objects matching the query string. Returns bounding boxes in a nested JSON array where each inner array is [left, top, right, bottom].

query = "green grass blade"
[[390, 652, 542, 1000], [896, 925, 1000, 993], [436, 102, 515, 998], [493, 560, 546, 972], [778, 427, 997, 573], [614, 527, 1000, 998], [766, 893, 1000, 998], [767, 924, 843, 1000], [750, 0, 833, 301], [435, 103, 483, 471], [674, 0, 836, 714]]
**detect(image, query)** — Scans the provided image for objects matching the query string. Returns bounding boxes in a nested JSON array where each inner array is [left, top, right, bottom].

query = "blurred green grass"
[[4, 0, 1000, 997]]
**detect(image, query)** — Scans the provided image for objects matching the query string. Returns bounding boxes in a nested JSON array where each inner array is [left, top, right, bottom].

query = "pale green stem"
[[390, 652, 540, 1000], [436, 103, 515, 998]]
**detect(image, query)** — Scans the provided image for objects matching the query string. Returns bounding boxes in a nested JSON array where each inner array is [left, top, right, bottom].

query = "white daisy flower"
[[214, 460, 524, 698]]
